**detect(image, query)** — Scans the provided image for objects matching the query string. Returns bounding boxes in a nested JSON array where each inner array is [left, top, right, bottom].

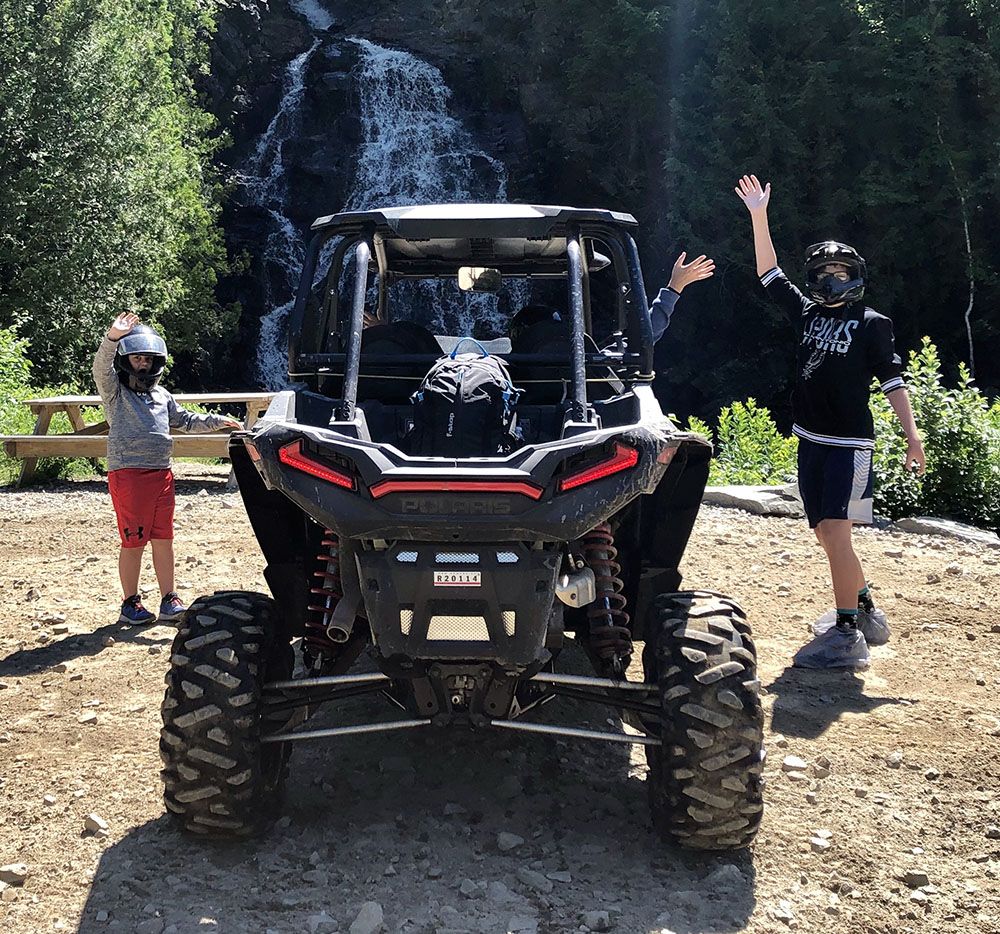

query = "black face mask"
[[805, 270, 865, 306], [126, 371, 161, 392]]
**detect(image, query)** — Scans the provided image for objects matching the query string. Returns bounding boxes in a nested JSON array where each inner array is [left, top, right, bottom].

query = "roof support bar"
[[337, 238, 371, 420], [565, 230, 589, 423]]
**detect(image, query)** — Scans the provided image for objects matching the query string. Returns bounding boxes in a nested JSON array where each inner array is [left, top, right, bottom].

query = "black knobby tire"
[[160, 590, 292, 837], [642, 590, 764, 850]]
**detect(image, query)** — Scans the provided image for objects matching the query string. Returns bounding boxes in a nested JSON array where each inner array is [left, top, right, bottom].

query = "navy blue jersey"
[[761, 267, 904, 448]]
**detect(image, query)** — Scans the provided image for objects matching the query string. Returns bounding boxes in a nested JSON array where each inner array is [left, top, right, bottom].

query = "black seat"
[[508, 316, 601, 404], [357, 321, 441, 403]]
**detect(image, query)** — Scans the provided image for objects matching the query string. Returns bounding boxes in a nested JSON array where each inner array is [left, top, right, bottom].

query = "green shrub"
[[687, 399, 798, 486], [698, 339, 999, 530], [871, 338, 1000, 530]]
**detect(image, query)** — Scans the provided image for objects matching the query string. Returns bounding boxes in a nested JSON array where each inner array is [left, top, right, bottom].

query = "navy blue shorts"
[[797, 438, 874, 529]]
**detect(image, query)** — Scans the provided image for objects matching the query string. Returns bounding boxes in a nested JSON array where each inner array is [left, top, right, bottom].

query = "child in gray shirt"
[[93, 313, 241, 624]]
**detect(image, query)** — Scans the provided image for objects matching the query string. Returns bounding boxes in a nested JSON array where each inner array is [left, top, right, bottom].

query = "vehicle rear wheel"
[[642, 590, 764, 850], [160, 590, 292, 837]]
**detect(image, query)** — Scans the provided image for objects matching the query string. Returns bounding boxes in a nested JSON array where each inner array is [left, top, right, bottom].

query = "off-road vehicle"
[[160, 204, 765, 849]]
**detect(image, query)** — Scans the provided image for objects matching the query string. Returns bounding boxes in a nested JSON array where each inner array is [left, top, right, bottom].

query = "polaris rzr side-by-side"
[[160, 204, 765, 849]]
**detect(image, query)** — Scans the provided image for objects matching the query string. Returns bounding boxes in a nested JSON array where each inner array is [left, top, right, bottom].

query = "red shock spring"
[[305, 530, 344, 658], [581, 522, 632, 667]]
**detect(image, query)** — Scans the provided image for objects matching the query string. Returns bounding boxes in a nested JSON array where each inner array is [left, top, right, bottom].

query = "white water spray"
[[238, 38, 323, 389], [244, 13, 519, 387], [345, 38, 523, 338]]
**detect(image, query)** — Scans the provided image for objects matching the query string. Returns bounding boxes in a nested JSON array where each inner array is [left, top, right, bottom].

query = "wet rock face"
[[206, 0, 534, 386]]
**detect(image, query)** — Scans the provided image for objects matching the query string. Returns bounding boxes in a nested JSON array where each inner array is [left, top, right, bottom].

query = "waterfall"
[[288, 0, 335, 31], [238, 38, 322, 390], [346, 38, 509, 208], [345, 38, 524, 341], [243, 9, 518, 387]]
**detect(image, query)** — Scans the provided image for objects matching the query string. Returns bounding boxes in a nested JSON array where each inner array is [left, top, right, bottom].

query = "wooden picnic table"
[[1, 392, 275, 487]]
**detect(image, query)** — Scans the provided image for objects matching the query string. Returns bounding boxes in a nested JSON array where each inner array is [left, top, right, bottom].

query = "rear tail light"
[[370, 479, 543, 500], [557, 442, 639, 492], [278, 439, 355, 490]]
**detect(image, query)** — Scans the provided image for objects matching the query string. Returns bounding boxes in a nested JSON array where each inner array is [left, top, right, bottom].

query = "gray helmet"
[[114, 324, 168, 391]]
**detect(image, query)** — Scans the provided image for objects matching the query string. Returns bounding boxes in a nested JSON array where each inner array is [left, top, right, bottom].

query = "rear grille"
[[427, 615, 490, 641], [435, 552, 479, 564], [502, 610, 516, 636], [399, 608, 413, 635]]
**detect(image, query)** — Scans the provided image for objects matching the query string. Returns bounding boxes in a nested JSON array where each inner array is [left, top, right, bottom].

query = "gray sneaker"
[[794, 625, 870, 670], [857, 607, 890, 645], [812, 608, 890, 646]]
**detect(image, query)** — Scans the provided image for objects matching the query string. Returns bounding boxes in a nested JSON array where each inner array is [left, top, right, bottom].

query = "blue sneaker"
[[119, 594, 156, 625], [158, 591, 187, 622]]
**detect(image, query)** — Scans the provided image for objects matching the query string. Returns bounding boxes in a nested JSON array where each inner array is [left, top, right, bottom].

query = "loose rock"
[[348, 901, 384, 934], [83, 813, 109, 836], [0, 864, 28, 885], [497, 832, 525, 852], [580, 910, 612, 932], [515, 867, 553, 894]]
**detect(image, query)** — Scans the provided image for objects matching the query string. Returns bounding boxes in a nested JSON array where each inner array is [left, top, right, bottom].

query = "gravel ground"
[[1, 464, 999, 934]]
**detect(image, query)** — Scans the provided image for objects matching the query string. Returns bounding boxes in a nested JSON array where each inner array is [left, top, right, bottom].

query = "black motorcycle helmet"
[[803, 241, 867, 306], [113, 324, 168, 392], [508, 304, 563, 350]]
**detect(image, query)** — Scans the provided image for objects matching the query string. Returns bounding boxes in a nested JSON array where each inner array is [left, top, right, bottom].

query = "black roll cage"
[[285, 218, 654, 422]]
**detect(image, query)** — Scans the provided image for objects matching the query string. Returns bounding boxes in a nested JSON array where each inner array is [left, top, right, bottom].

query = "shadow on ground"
[[77, 647, 759, 934], [0, 622, 174, 678], [766, 665, 913, 740]]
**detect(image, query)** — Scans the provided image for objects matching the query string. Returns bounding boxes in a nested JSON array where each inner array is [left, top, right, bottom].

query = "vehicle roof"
[[309, 204, 638, 273]]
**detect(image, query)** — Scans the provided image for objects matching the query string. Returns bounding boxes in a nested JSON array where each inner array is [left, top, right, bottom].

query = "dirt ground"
[[1, 464, 999, 934]]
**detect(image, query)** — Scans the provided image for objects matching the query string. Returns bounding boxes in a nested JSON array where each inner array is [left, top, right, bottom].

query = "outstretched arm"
[[649, 252, 715, 343], [735, 174, 777, 275], [167, 396, 242, 433]]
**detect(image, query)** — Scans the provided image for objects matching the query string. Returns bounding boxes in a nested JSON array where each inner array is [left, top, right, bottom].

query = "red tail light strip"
[[370, 479, 543, 500], [557, 442, 640, 492], [278, 439, 355, 490]]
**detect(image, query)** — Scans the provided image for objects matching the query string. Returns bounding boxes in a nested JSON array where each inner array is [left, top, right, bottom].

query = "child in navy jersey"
[[735, 174, 925, 669]]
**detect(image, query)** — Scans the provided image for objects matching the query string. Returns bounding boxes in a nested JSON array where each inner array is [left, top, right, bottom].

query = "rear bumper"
[[240, 419, 681, 542]]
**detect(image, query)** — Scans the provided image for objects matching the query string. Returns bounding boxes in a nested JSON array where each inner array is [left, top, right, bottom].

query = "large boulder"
[[702, 483, 804, 519], [893, 517, 1000, 549]]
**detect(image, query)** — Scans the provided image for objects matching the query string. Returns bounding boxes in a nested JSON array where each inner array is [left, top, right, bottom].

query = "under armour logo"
[[123, 526, 145, 541]]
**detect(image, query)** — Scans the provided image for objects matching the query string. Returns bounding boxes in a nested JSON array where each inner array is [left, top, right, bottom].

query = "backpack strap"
[[448, 337, 491, 359]]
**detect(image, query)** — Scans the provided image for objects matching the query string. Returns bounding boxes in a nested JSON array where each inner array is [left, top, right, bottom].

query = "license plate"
[[433, 570, 481, 587]]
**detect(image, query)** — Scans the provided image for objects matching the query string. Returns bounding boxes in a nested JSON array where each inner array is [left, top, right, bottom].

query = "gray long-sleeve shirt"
[[93, 337, 231, 470]]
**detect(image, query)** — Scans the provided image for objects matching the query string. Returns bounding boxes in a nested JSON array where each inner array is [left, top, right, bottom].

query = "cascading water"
[[243, 4, 520, 388], [346, 38, 508, 209], [344, 38, 524, 340], [239, 39, 322, 389]]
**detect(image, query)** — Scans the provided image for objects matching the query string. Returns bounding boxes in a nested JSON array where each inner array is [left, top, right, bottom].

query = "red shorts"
[[108, 468, 175, 548]]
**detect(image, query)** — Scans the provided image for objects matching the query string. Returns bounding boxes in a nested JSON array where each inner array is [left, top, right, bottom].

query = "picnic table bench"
[[1, 393, 275, 487]]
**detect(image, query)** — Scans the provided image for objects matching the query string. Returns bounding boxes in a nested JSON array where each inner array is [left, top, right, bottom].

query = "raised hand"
[[735, 174, 771, 213], [108, 312, 139, 341], [668, 252, 715, 293]]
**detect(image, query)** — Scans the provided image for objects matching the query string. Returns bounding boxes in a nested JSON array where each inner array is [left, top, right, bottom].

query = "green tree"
[[0, 0, 231, 386], [652, 0, 1000, 421]]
